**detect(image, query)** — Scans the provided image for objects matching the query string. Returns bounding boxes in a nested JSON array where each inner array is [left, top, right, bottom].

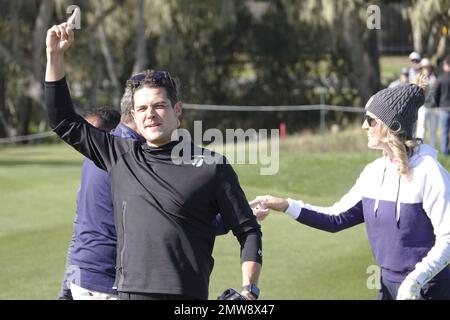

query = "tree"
[[317, 0, 381, 104], [95, 0, 122, 107], [0, 0, 55, 137], [5, 0, 439, 138], [0, 65, 6, 138], [408, 0, 450, 63], [132, 0, 148, 74]]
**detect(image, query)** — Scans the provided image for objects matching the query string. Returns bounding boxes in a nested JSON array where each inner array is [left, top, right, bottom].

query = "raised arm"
[[45, 8, 78, 81], [44, 9, 130, 171]]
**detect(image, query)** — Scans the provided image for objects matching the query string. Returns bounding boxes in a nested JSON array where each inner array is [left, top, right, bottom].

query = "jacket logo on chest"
[[192, 155, 204, 167]]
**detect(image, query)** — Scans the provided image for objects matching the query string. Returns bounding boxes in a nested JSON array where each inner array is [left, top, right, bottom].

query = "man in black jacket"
[[45, 10, 262, 300]]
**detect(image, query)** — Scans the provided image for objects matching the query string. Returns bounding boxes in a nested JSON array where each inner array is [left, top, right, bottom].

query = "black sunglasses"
[[127, 70, 177, 91], [364, 115, 378, 127]]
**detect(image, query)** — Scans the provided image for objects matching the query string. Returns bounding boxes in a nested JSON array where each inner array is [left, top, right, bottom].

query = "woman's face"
[[362, 111, 389, 151]]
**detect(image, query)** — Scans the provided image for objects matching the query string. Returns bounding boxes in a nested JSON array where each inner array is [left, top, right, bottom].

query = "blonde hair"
[[379, 123, 420, 180]]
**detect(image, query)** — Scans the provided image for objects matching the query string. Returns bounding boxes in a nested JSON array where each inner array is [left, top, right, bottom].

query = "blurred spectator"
[[408, 51, 422, 81], [432, 56, 450, 155], [388, 67, 410, 88], [416, 58, 437, 148]]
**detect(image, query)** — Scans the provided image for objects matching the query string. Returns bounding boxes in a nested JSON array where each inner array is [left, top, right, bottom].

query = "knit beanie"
[[365, 83, 425, 138]]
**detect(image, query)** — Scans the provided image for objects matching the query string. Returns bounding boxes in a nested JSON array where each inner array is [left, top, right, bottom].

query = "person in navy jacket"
[[59, 107, 140, 300]]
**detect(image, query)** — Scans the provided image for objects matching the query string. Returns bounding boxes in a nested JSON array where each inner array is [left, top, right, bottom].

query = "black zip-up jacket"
[[432, 71, 450, 108], [45, 78, 262, 299]]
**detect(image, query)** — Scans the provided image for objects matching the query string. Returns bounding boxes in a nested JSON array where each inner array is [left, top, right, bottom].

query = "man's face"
[[444, 62, 450, 72], [131, 86, 182, 147]]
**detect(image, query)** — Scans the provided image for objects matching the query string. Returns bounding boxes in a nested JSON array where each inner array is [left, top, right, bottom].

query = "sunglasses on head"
[[127, 70, 176, 90], [364, 115, 378, 127]]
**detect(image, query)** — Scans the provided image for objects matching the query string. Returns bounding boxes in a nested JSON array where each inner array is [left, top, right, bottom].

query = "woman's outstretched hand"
[[249, 195, 289, 221]]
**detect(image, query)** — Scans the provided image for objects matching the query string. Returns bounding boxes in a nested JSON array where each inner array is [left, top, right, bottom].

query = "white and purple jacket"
[[286, 144, 450, 285]]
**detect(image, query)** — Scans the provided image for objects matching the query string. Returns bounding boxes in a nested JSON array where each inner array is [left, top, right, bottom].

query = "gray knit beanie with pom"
[[365, 83, 425, 138]]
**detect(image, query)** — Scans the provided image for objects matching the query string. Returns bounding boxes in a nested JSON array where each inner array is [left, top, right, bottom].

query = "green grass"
[[2, 135, 450, 300], [0, 144, 82, 299], [380, 55, 411, 86]]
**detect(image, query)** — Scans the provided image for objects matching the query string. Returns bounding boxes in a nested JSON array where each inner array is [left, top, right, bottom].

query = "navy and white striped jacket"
[[286, 144, 450, 285]]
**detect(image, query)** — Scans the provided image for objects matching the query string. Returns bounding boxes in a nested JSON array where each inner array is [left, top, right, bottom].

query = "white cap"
[[409, 51, 421, 61], [420, 58, 432, 68]]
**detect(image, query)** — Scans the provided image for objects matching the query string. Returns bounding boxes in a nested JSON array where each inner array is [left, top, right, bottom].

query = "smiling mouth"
[[145, 124, 161, 128]]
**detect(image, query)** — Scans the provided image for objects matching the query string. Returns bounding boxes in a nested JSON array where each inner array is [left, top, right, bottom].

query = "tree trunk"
[[365, 29, 381, 95], [11, 0, 22, 55], [27, 0, 54, 109], [19, 0, 55, 136], [0, 65, 7, 138], [409, 0, 450, 62], [87, 32, 102, 109], [19, 98, 32, 139], [132, 0, 148, 74], [325, 0, 380, 103], [96, 0, 122, 107]]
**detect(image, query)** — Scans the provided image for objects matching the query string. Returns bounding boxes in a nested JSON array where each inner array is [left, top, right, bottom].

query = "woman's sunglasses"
[[364, 115, 378, 127]]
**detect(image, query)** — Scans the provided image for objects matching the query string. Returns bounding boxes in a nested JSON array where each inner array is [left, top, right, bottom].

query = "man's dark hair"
[[445, 55, 450, 67], [83, 107, 121, 132]]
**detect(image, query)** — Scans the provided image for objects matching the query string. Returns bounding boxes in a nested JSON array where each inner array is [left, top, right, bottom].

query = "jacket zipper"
[[118, 201, 127, 287]]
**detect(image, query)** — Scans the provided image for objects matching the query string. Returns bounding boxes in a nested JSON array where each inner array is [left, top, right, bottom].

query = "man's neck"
[[146, 140, 172, 148]]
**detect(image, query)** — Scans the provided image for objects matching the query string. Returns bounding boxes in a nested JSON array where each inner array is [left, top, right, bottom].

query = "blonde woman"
[[251, 82, 450, 300]]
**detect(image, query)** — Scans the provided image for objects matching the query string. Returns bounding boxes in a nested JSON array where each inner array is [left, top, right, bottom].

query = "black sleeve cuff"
[[239, 231, 263, 265]]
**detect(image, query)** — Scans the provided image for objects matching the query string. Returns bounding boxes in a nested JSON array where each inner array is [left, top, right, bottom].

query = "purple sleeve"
[[296, 200, 364, 233]]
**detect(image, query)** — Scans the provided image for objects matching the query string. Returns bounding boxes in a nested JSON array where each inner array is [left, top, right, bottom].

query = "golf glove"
[[396, 277, 422, 300]]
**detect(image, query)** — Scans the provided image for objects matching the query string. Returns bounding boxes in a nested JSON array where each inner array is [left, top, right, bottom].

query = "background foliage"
[[2, 0, 450, 137]]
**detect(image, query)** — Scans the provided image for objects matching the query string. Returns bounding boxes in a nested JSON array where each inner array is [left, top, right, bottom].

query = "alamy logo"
[[366, 265, 381, 290], [171, 121, 279, 175], [66, 5, 81, 30], [367, 5, 381, 30]]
